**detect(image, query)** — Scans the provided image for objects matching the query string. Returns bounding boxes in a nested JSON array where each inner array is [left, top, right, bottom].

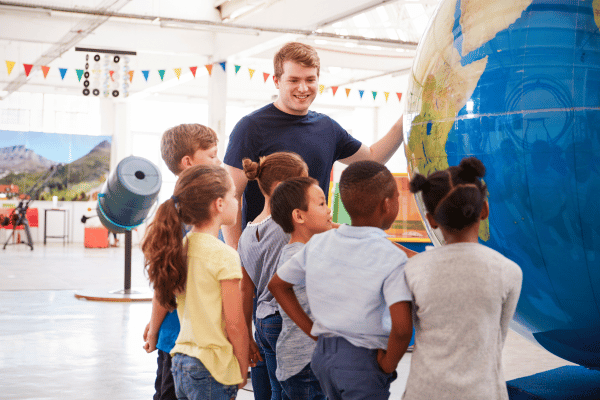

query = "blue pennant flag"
[[142, 70, 150, 81], [59, 68, 67, 80], [358, 89, 365, 99], [219, 62, 226, 72]]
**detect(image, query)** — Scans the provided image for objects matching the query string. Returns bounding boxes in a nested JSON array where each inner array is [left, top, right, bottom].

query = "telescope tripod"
[[2, 205, 34, 251]]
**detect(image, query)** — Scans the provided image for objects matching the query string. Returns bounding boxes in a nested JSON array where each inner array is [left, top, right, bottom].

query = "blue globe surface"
[[405, 0, 600, 367]]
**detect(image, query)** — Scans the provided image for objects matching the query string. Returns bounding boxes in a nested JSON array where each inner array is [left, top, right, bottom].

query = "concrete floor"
[[0, 241, 575, 400]]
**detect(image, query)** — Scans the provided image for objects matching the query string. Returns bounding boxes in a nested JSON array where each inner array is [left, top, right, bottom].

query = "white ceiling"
[[0, 0, 440, 104]]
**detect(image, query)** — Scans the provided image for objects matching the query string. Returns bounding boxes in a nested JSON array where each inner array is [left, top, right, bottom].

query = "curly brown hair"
[[141, 164, 231, 310]]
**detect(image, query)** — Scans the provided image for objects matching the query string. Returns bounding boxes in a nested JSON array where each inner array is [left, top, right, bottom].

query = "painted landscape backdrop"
[[0, 131, 111, 201]]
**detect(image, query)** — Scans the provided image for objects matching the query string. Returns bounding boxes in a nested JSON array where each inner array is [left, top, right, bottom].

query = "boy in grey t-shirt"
[[268, 176, 333, 399], [270, 161, 414, 400]]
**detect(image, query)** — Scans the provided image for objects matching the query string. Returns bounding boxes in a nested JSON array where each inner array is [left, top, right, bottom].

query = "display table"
[[44, 208, 69, 245]]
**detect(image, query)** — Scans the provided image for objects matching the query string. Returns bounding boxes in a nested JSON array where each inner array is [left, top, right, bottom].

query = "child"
[[142, 164, 249, 399], [268, 176, 332, 400], [143, 123, 220, 400], [402, 157, 522, 400], [237, 152, 309, 400], [269, 160, 413, 400]]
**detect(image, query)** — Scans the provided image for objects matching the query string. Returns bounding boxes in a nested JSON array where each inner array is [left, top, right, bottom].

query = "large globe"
[[405, 0, 600, 367]]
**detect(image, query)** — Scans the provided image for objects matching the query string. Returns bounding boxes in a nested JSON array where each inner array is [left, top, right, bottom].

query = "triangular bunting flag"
[[384, 92, 390, 102], [331, 86, 338, 96], [235, 65, 241, 74], [59, 68, 67, 80], [158, 70, 165, 81], [372, 91, 377, 100], [174, 68, 182, 79], [345, 88, 351, 97], [205, 64, 213, 76], [190, 66, 197, 77], [128, 70, 134, 83], [358, 90, 365, 99], [76, 69, 84, 82], [319, 85, 325, 95], [219, 62, 226, 72], [23, 64, 33, 77], [263, 72, 270, 83], [41, 66, 50, 79], [6, 61, 15, 75], [397, 92, 403, 102], [109, 70, 115, 81], [248, 68, 255, 79], [142, 70, 150, 81]]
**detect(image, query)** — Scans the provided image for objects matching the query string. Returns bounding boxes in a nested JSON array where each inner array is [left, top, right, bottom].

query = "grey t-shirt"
[[237, 216, 290, 319], [402, 242, 522, 400], [275, 242, 316, 382]]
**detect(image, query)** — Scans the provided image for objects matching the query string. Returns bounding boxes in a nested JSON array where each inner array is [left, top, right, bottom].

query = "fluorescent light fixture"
[[314, 39, 329, 45]]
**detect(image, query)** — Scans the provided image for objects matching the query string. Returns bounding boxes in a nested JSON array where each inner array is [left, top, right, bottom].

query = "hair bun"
[[409, 173, 430, 193], [242, 158, 260, 180], [458, 157, 485, 181]]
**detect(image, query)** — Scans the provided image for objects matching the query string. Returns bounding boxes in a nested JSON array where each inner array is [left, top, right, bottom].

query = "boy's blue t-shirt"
[[156, 228, 225, 353], [224, 103, 362, 226]]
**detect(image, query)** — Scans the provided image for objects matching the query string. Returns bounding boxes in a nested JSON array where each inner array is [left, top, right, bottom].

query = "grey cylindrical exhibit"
[[97, 156, 161, 233]]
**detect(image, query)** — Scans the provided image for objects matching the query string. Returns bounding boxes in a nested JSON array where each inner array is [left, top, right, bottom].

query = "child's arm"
[[222, 278, 250, 389], [377, 301, 413, 374], [268, 273, 317, 341], [393, 242, 418, 258], [143, 292, 169, 353], [240, 268, 262, 366]]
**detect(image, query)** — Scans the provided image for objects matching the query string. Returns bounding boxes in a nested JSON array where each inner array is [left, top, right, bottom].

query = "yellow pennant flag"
[[345, 88, 351, 97], [248, 68, 255, 79], [174, 68, 182, 79], [128, 70, 134, 83], [384, 92, 390, 102], [6, 61, 15, 75], [319, 84, 325, 95]]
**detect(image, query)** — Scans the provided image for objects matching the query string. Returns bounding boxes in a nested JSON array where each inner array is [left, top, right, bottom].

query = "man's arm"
[[340, 116, 404, 165], [268, 273, 317, 341], [222, 165, 248, 249]]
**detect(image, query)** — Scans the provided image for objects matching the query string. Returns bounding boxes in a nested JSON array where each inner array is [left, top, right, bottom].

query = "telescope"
[[76, 156, 161, 301]]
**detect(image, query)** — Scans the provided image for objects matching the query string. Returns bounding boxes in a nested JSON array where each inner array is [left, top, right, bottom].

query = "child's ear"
[[214, 197, 224, 213], [480, 200, 489, 220], [291, 209, 304, 224], [179, 155, 192, 170], [426, 213, 439, 229]]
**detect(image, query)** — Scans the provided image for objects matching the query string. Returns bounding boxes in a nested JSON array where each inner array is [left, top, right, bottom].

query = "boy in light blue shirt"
[[269, 161, 414, 400]]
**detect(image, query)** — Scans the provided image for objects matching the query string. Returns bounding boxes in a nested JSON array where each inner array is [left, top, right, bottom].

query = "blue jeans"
[[280, 364, 326, 400], [171, 353, 238, 400], [311, 336, 397, 400], [255, 313, 289, 400]]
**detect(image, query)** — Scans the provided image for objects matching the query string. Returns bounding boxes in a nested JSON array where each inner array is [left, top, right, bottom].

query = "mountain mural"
[[0, 139, 111, 200], [0, 145, 57, 173]]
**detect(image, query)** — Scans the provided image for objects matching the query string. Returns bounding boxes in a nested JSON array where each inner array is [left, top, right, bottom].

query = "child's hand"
[[238, 377, 248, 390], [143, 323, 158, 353], [248, 338, 263, 367], [377, 348, 397, 374]]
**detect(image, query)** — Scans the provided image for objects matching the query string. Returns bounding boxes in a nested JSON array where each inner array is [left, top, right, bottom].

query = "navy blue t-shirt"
[[224, 103, 362, 227]]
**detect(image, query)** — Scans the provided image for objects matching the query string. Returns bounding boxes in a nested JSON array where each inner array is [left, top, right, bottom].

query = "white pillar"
[[100, 98, 131, 171], [208, 34, 228, 158]]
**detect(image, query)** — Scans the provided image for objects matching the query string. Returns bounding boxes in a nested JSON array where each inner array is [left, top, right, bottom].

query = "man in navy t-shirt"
[[223, 41, 405, 247]]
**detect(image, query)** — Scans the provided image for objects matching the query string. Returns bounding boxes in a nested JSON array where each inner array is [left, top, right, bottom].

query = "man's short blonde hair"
[[274, 42, 320, 78]]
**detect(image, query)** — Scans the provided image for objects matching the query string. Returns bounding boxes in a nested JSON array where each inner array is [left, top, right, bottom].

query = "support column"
[[208, 34, 228, 157], [100, 98, 131, 170]]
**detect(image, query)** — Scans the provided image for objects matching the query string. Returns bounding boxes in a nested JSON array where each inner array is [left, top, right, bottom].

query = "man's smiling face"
[[273, 60, 319, 116]]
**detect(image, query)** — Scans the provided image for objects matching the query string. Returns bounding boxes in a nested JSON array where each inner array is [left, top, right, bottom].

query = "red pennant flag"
[[41, 66, 50, 79], [190, 66, 197, 77], [331, 86, 338, 96], [397, 92, 403, 102], [23, 64, 33, 77], [109, 70, 115, 81], [263, 72, 270, 83], [205, 64, 213, 76]]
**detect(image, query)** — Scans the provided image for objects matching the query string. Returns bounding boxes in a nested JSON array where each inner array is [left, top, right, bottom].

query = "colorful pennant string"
[[23, 64, 33, 77]]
